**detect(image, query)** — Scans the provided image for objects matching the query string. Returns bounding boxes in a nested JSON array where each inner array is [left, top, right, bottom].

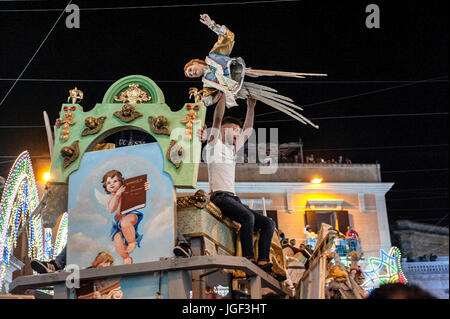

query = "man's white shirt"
[[205, 139, 236, 194]]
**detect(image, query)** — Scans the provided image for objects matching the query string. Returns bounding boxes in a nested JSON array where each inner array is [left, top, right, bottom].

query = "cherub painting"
[[95, 169, 151, 264], [68, 143, 175, 271]]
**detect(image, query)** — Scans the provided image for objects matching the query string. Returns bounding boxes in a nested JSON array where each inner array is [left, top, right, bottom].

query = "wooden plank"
[[53, 283, 70, 299], [249, 275, 262, 299], [168, 270, 191, 299], [10, 255, 289, 297]]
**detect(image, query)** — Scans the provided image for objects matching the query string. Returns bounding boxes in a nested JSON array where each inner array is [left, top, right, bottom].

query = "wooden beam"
[[10, 255, 290, 297]]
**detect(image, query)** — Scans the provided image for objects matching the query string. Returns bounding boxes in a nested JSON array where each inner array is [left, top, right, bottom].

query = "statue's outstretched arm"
[[199, 13, 235, 56]]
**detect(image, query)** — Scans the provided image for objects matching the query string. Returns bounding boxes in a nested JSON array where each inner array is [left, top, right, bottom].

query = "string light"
[[361, 246, 408, 294], [53, 213, 68, 259], [0, 151, 41, 289]]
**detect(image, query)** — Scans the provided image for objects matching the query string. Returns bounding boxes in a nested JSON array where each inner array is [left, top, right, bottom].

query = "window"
[[305, 210, 349, 234]]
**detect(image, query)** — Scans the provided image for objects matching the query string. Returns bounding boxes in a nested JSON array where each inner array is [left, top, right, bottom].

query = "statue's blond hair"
[[184, 59, 206, 75], [92, 251, 114, 268]]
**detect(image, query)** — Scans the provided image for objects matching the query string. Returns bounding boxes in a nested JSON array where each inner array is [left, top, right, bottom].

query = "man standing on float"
[[204, 92, 276, 272]]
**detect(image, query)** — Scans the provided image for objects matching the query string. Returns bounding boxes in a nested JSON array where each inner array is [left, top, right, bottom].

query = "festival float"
[[1, 14, 406, 299]]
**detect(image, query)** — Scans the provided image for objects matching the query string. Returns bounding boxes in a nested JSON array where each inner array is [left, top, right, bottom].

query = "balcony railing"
[[401, 261, 449, 274]]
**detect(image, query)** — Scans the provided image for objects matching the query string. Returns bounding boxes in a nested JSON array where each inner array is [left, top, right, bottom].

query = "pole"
[[43, 111, 54, 158], [299, 138, 304, 163]]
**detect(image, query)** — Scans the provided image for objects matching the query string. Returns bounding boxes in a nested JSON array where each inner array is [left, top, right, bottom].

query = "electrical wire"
[[0, 0, 302, 12], [0, 77, 448, 84], [387, 196, 448, 201], [382, 168, 448, 173], [254, 112, 449, 123], [0, 0, 73, 108]]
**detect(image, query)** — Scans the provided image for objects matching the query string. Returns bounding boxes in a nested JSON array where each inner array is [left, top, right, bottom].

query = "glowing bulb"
[[311, 177, 323, 184], [43, 172, 51, 181]]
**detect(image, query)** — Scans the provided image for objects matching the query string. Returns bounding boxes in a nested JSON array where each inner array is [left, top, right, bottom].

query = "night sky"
[[0, 0, 448, 227]]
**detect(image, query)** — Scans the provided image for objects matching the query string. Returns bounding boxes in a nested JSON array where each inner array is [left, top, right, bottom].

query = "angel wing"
[[94, 188, 110, 208]]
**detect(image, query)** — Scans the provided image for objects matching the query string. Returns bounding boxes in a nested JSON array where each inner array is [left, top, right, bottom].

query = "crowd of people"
[[304, 154, 352, 164], [235, 150, 353, 165], [299, 225, 361, 257]]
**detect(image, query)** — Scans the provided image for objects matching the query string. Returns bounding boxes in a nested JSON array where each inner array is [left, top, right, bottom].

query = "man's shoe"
[[257, 262, 273, 273], [31, 260, 59, 274], [173, 245, 191, 258]]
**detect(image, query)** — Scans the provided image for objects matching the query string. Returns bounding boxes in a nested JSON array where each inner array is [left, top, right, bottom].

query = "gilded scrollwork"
[[181, 109, 201, 141], [60, 110, 76, 142], [114, 84, 151, 104], [177, 190, 241, 232], [167, 139, 183, 169]]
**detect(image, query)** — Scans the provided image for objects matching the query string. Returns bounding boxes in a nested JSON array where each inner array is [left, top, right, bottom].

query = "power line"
[[1, 112, 448, 128], [0, 77, 448, 84], [0, 0, 73, 108], [0, 160, 16, 166], [387, 196, 448, 201], [388, 207, 449, 212], [434, 213, 449, 226], [393, 217, 449, 222], [255, 112, 449, 122], [303, 143, 448, 152], [301, 75, 448, 109], [0, 155, 50, 159], [0, 0, 302, 12], [0, 125, 45, 129], [382, 168, 448, 173], [389, 187, 449, 192]]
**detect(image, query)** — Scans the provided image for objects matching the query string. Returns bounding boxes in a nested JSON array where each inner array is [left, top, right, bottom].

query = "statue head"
[[155, 116, 168, 128], [60, 146, 74, 158], [184, 59, 207, 78], [85, 116, 97, 129], [122, 104, 134, 117]]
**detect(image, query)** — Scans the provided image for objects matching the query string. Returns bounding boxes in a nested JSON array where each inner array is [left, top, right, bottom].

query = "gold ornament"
[[181, 109, 201, 141], [114, 84, 151, 104], [60, 110, 76, 142], [68, 87, 84, 104]]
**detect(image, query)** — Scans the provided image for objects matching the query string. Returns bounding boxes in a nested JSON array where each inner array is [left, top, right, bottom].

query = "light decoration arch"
[[0, 151, 42, 287]]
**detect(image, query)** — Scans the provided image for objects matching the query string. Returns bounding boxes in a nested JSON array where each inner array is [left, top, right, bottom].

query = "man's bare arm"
[[208, 93, 227, 144], [236, 98, 256, 151]]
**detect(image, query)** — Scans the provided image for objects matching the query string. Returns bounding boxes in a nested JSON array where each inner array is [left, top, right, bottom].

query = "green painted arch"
[[102, 75, 165, 104]]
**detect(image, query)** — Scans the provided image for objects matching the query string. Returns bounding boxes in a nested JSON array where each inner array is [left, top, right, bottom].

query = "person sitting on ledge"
[[202, 93, 276, 274]]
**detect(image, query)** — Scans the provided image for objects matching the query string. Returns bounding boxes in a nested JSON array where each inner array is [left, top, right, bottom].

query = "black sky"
[[0, 0, 448, 227]]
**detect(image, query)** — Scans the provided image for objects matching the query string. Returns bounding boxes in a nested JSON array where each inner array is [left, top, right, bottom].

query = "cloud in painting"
[[143, 206, 174, 240]]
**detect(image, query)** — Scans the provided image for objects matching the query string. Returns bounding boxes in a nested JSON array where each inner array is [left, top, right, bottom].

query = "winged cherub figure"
[[184, 14, 327, 128]]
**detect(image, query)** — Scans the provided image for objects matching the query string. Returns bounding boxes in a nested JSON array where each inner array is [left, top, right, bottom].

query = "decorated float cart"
[[4, 75, 371, 299], [3, 75, 289, 299]]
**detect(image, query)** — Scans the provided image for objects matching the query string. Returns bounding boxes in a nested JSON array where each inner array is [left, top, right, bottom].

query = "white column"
[[358, 193, 366, 213], [375, 194, 392, 251]]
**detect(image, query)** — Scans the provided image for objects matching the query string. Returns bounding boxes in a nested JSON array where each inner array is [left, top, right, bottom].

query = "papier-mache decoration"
[[184, 14, 327, 129]]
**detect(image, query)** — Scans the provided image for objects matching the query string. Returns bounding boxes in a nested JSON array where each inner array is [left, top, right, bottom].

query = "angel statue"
[[184, 14, 327, 128]]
